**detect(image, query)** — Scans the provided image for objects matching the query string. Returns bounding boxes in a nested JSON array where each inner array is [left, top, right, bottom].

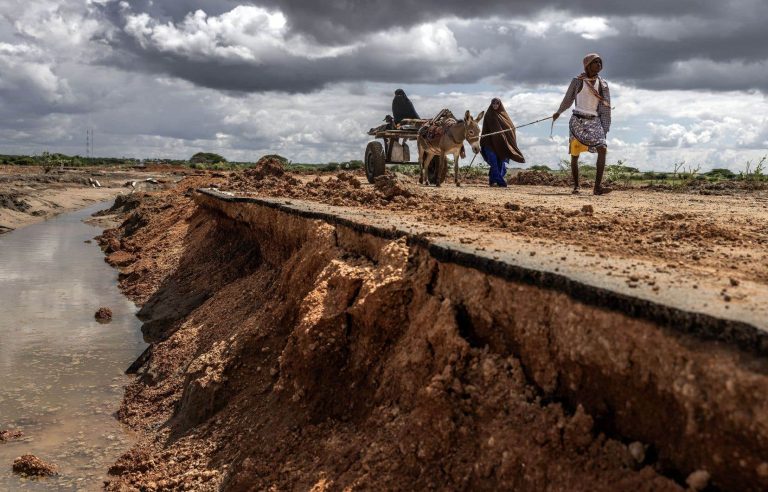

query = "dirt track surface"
[[96, 161, 768, 491], [222, 163, 768, 289]]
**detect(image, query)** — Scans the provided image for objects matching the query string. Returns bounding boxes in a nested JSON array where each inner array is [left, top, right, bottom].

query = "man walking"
[[552, 53, 612, 195]]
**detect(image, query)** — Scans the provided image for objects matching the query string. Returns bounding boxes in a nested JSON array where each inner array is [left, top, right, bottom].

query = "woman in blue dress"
[[480, 98, 525, 187]]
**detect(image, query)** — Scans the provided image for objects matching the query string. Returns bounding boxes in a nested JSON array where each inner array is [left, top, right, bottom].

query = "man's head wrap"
[[583, 53, 602, 69]]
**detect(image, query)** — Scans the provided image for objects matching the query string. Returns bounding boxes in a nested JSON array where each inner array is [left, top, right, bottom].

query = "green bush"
[[190, 152, 227, 164], [260, 154, 289, 164], [579, 165, 597, 179], [705, 168, 736, 179]]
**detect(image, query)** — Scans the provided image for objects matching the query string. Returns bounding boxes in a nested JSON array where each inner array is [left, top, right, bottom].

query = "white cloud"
[[562, 17, 618, 40], [0, 42, 73, 105], [122, 6, 358, 62]]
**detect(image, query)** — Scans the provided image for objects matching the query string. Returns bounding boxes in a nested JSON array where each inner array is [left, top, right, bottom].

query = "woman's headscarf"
[[392, 89, 420, 124], [481, 98, 525, 163]]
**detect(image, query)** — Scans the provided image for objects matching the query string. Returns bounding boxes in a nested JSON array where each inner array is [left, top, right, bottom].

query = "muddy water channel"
[[0, 203, 146, 490]]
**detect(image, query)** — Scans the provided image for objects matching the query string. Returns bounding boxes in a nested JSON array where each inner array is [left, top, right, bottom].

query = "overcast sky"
[[1, 0, 767, 170]]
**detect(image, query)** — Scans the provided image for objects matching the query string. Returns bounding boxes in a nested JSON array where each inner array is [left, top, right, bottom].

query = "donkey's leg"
[[421, 150, 432, 186], [435, 154, 444, 187], [418, 144, 425, 185], [454, 151, 461, 187], [416, 143, 427, 184]]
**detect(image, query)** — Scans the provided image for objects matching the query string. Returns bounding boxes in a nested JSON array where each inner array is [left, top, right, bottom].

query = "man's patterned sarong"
[[568, 114, 606, 155]]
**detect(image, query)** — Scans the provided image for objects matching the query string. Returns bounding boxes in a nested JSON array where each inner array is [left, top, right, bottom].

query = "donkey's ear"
[[464, 110, 471, 121], [476, 110, 485, 121]]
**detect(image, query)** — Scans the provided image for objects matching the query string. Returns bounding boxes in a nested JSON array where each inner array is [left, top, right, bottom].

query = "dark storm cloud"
[[91, 0, 768, 94], [112, 0, 725, 43]]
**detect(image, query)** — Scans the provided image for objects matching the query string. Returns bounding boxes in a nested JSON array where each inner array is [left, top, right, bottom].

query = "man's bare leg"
[[594, 147, 611, 195], [570, 155, 580, 194]]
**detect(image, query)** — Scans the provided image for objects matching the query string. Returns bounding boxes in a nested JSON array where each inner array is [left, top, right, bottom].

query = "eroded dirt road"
[[95, 161, 768, 491]]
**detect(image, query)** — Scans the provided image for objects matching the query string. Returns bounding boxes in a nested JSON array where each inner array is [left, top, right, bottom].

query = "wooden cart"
[[364, 119, 447, 184]]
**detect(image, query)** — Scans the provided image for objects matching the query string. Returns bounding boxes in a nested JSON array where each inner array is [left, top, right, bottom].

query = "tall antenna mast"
[[85, 128, 94, 158]]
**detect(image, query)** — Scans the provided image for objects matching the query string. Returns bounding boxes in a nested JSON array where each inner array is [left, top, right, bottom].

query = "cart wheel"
[[428, 156, 446, 185], [365, 141, 385, 184]]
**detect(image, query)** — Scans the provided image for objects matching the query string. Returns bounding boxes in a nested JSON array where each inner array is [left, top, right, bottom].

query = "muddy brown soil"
[[97, 160, 768, 491]]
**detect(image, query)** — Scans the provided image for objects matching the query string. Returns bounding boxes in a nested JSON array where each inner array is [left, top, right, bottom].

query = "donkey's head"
[[463, 110, 485, 154]]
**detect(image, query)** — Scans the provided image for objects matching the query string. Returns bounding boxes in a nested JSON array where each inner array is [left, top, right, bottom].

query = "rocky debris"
[[581, 204, 594, 215], [95, 307, 113, 321], [0, 225, 13, 234], [374, 173, 415, 200], [685, 470, 710, 491], [0, 429, 24, 442], [12, 455, 58, 477], [336, 172, 362, 188]]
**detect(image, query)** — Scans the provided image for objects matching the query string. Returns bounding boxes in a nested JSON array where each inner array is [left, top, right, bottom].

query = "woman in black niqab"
[[392, 89, 420, 125], [480, 98, 525, 187]]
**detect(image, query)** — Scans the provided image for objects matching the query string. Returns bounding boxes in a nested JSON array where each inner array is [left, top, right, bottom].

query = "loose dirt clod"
[[686, 470, 711, 491], [628, 442, 645, 464], [12, 455, 58, 477], [374, 172, 415, 200], [246, 156, 286, 180], [0, 429, 24, 442], [95, 307, 113, 321]]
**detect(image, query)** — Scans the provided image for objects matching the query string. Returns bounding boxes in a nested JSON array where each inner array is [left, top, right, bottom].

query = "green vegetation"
[[519, 155, 768, 189], [0, 152, 151, 168], [190, 152, 227, 164], [286, 160, 364, 172], [1, 150, 766, 187], [705, 168, 736, 179]]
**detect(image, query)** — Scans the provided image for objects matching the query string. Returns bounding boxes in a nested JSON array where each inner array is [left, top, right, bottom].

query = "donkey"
[[417, 110, 484, 187]]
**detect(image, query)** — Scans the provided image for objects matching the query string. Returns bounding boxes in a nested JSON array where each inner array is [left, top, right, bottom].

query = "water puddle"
[[0, 202, 146, 490]]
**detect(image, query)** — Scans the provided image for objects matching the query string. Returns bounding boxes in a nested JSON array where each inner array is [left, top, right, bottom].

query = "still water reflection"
[[0, 203, 146, 490]]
